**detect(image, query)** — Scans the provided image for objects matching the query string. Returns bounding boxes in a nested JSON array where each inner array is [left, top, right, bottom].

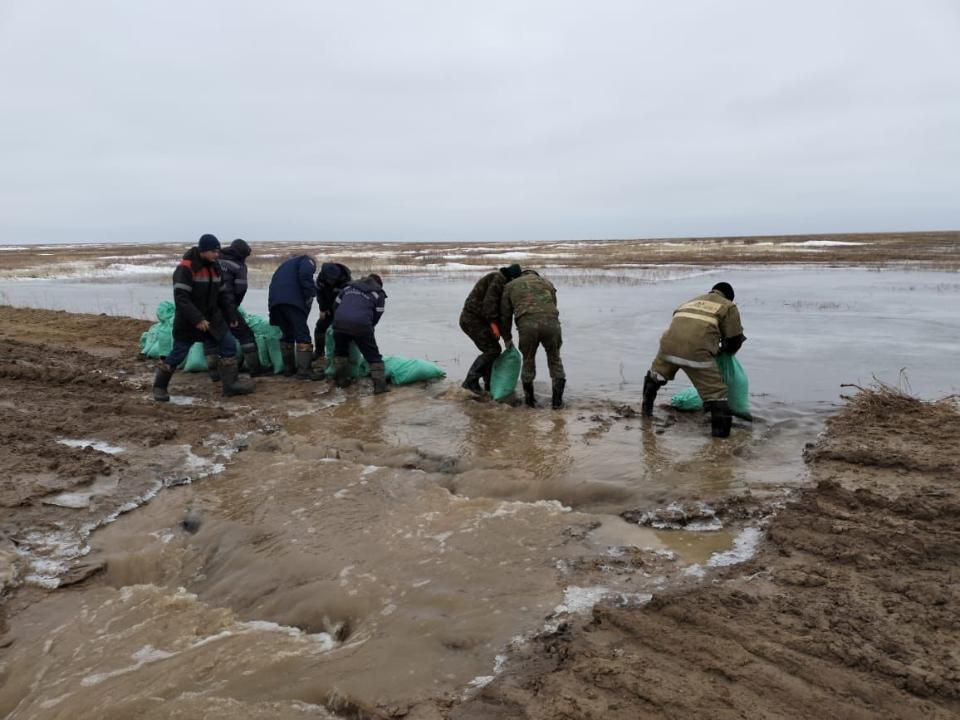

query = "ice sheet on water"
[[708, 527, 763, 567], [57, 438, 126, 455]]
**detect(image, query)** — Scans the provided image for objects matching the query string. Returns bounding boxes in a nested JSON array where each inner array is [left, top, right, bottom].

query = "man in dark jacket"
[[313, 262, 352, 361], [152, 234, 255, 401], [459, 264, 522, 394], [267, 254, 320, 380], [210, 238, 269, 377], [332, 274, 388, 393]]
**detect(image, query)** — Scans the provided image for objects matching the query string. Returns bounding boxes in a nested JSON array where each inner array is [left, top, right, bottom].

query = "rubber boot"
[[296, 344, 324, 381], [152, 362, 174, 402], [523, 380, 536, 408], [221, 357, 255, 397], [241, 344, 271, 377], [461, 355, 485, 394], [370, 361, 390, 394], [333, 356, 353, 389], [642, 371, 665, 417], [551, 377, 566, 410], [205, 354, 220, 382], [707, 400, 733, 438], [280, 342, 297, 377]]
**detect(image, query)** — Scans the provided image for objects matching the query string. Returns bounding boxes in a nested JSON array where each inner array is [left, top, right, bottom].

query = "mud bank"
[[1, 306, 956, 719], [450, 389, 960, 719]]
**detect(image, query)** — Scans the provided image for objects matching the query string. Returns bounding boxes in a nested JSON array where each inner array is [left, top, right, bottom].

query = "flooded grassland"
[[0, 234, 958, 718]]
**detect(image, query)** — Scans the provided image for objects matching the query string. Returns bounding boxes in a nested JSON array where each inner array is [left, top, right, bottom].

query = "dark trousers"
[[270, 304, 312, 345], [313, 312, 334, 352], [459, 311, 501, 374], [205, 313, 254, 353], [165, 330, 237, 368], [333, 323, 382, 364]]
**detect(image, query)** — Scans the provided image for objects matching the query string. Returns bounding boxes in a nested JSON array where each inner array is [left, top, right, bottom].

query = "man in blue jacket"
[[332, 273, 388, 393], [313, 262, 352, 362], [267, 254, 321, 380]]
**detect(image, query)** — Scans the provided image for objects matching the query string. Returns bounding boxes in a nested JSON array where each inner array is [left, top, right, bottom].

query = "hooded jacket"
[[461, 269, 512, 324], [316, 262, 352, 314], [218, 247, 249, 307], [171, 247, 236, 342], [333, 277, 387, 330], [267, 255, 317, 313]]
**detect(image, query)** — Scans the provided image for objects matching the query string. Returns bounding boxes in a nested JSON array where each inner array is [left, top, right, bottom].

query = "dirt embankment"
[[0, 306, 313, 627], [447, 389, 960, 720]]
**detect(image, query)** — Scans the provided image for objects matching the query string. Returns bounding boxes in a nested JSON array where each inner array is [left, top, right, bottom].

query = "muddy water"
[[1, 266, 958, 717]]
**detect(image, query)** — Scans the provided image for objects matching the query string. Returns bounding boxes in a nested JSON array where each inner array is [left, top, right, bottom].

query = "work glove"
[[490, 322, 500, 339]]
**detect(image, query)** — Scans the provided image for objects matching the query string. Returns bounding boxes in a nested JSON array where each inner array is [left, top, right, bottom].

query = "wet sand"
[[0, 303, 958, 718]]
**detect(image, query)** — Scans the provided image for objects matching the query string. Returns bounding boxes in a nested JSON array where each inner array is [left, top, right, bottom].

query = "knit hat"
[[712, 282, 735, 301], [501, 263, 522, 280], [198, 234, 220, 252], [229, 238, 251, 258]]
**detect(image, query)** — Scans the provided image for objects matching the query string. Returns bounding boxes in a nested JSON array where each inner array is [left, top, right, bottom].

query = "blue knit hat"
[[198, 234, 220, 252]]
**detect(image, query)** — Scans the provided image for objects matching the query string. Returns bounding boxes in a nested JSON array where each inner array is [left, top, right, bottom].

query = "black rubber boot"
[[152, 363, 174, 402], [642, 371, 665, 417], [221, 357, 254, 397], [707, 400, 733, 438], [280, 342, 297, 377], [370, 361, 390, 394], [205, 354, 220, 382], [333, 356, 353, 388], [461, 355, 485, 394], [523, 380, 536, 408], [295, 345, 324, 381], [551, 377, 566, 410], [241, 344, 271, 377]]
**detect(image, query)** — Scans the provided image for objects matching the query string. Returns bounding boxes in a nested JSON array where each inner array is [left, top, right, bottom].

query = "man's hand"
[[229, 320, 239, 329], [503, 338, 514, 350], [318, 310, 328, 321], [196, 319, 211, 332]]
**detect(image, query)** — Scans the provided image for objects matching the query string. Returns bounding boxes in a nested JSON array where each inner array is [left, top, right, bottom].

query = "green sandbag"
[[140, 301, 283, 374], [384, 356, 445, 385], [323, 327, 369, 378], [243, 308, 284, 374], [489, 346, 522, 401], [669, 353, 752, 421]]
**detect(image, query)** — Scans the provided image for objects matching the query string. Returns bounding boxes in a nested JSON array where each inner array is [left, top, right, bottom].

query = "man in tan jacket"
[[642, 282, 745, 437]]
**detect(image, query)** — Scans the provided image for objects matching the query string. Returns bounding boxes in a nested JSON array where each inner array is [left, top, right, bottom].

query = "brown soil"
[[445, 388, 960, 720], [0, 231, 958, 277]]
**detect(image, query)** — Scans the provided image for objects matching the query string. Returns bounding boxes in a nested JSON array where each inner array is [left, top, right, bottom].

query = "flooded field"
[[0, 241, 958, 718]]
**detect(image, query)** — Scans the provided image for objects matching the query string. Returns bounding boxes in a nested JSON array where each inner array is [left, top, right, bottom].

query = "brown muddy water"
[[1, 265, 958, 718]]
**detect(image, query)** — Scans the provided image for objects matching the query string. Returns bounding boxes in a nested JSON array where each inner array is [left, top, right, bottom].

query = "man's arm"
[[299, 258, 317, 307], [720, 305, 745, 354], [499, 289, 514, 343]]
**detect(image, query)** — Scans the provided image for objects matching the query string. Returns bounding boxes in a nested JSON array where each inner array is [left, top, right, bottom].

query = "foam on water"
[[56, 438, 126, 455]]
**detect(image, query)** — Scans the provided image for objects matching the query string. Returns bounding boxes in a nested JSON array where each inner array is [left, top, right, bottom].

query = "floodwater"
[[1, 265, 958, 718]]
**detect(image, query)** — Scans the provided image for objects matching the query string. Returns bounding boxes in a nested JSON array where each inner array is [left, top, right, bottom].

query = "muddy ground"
[[450, 390, 960, 719], [1, 306, 958, 718]]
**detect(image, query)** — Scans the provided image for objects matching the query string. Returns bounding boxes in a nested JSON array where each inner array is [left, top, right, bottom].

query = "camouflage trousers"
[[517, 314, 565, 383], [650, 353, 727, 402], [459, 311, 501, 359]]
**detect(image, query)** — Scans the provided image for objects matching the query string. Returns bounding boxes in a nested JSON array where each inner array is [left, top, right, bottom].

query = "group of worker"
[[153, 234, 746, 438]]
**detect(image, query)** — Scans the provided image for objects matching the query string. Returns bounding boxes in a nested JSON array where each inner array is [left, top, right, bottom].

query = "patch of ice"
[[56, 438, 125, 455], [708, 527, 763, 567], [168, 395, 198, 405], [81, 644, 176, 686], [360, 465, 380, 476], [553, 586, 611, 615], [333, 488, 349, 498], [782, 240, 863, 247]]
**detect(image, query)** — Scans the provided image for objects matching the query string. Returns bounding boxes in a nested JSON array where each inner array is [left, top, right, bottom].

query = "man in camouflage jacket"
[[500, 269, 566, 409], [458, 263, 521, 394]]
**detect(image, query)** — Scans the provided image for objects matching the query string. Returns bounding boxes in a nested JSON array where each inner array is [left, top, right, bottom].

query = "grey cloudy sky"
[[1, 0, 958, 244]]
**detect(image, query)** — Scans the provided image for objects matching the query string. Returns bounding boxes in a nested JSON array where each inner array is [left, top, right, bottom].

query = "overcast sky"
[[0, 1, 957, 244]]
